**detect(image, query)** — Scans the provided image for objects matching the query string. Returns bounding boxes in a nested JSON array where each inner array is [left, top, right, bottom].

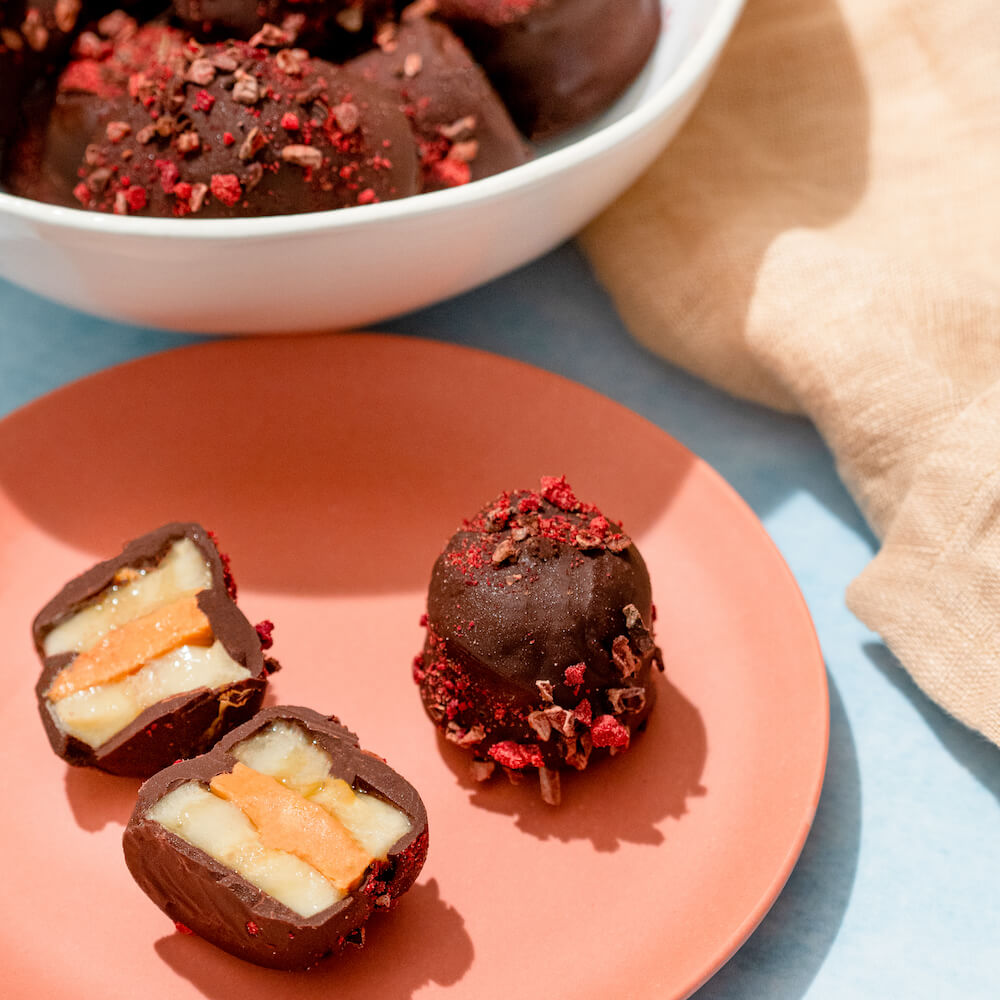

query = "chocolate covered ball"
[[434, 0, 662, 141], [415, 476, 663, 804], [348, 12, 530, 191], [2, 17, 420, 216]]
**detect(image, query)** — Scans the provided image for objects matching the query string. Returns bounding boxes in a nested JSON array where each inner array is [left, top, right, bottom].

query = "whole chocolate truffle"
[[2, 18, 420, 216], [33, 521, 276, 777], [433, 0, 662, 141], [347, 13, 531, 191], [415, 476, 663, 804], [123, 705, 429, 970]]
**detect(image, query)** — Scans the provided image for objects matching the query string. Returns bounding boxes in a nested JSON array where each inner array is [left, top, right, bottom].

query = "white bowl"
[[0, 0, 745, 333]]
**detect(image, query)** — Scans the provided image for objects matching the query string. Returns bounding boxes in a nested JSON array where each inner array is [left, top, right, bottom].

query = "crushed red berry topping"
[[126, 186, 148, 212], [428, 157, 470, 188], [206, 529, 238, 599], [210, 173, 242, 206], [255, 620, 275, 650], [540, 475, 578, 511], [155, 160, 180, 194], [590, 715, 630, 749], [488, 741, 544, 769]]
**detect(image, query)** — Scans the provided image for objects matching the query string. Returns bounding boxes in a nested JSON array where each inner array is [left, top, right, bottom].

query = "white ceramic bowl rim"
[[0, 0, 745, 241]]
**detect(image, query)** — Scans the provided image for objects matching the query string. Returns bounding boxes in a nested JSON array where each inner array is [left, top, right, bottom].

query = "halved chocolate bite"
[[2, 17, 420, 216], [433, 0, 662, 141], [33, 522, 275, 777], [347, 12, 531, 191], [414, 476, 664, 805], [123, 706, 429, 970]]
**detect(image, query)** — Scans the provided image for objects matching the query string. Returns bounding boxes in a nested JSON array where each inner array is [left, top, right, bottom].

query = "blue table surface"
[[2, 243, 997, 998]]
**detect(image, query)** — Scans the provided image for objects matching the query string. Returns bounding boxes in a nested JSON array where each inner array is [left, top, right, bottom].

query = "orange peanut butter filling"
[[48, 595, 213, 701], [211, 762, 373, 893]]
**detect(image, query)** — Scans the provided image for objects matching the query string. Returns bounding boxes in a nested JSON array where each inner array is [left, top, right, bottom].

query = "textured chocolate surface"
[[2, 0, 662, 211], [0, 0, 87, 137], [172, 0, 394, 58], [348, 14, 530, 191], [2, 19, 420, 216], [33, 521, 272, 777], [123, 705, 429, 970], [415, 477, 663, 793], [435, 0, 662, 141]]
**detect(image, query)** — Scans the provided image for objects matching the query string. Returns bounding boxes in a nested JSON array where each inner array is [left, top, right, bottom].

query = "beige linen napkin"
[[580, 0, 1000, 744]]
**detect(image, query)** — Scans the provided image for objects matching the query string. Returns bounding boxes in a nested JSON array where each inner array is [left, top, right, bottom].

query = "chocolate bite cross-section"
[[414, 476, 664, 805], [33, 522, 274, 777], [123, 706, 429, 970]]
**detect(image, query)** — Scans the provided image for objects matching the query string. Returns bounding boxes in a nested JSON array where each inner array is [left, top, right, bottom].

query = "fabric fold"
[[579, 0, 1000, 745]]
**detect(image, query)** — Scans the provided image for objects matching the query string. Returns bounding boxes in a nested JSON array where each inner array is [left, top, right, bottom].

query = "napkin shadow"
[[64, 766, 142, 830], [864, 642, 1000, 804], [153, 877, 472, 1000], [436, 673, 707, 851], [690, 673, 860, 999]]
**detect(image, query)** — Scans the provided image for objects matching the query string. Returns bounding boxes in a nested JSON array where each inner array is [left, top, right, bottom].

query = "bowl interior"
[[0, 0, 744, 331], [0, 0, 735, 232]]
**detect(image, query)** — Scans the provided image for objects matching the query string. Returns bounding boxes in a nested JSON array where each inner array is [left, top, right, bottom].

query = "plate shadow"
[[690, 673, 860, 999], [435, 673, 707, 851], [0, 336, 697, 599], [153, 877, 472, 1000]]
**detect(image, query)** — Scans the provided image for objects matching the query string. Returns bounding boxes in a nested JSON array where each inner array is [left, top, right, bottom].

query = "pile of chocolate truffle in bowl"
[[0, 0, 661, 217], [31, 477, 663, 970]]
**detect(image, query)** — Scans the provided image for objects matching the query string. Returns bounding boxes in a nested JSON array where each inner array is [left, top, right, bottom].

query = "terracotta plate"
[[0, 335, 827, 1000]]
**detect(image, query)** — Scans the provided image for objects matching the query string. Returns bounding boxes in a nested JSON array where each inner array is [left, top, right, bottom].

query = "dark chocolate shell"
[[123, 705, 429, 970], [33, 522, 271, 777]]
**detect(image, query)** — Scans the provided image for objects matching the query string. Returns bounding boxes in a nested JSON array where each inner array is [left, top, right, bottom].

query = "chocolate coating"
[[33, 522, 272, 777], [415, 477, 663, 795], [347, 14, 531, 191], [0, 0, 86, 137], [434, 0, 661, 141], [171, 0, 394, 58], [2, 19, 420, 216], [123, 706, 429, 970]]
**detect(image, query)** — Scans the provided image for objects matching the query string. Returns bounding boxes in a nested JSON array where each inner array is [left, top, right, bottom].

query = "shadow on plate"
[[64, 766, 142, 831], [435, 672, 707, 851], [690, 672, 860, 999], [154, 877, 472, 1000], [0, 336, 697, 599]]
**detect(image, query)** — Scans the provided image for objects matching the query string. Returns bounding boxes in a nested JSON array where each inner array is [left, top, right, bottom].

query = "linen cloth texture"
[[580, 0, 1000, 745]]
